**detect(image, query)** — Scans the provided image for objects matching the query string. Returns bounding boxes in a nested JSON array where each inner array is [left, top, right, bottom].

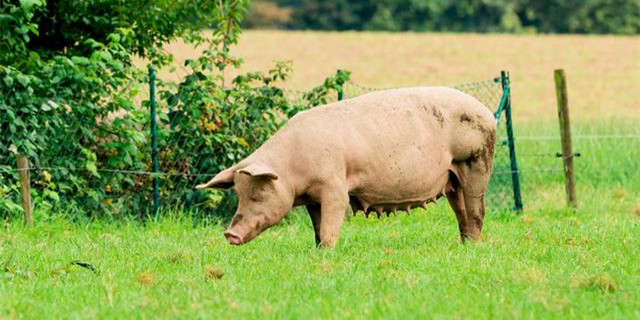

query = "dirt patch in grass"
[[204, 265, 224, 281], [571, 273, 617, 293], [135, 271, 155, 286]]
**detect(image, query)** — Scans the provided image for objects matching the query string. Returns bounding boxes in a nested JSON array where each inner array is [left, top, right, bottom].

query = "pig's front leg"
[[306, 203, 322, 246], [316, 187, 349, 248]]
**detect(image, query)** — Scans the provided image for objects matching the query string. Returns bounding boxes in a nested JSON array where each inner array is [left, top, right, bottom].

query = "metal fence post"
[[337, 69, 344, 101], [501, 71, 523, 212], [149, 67, 160, 215]]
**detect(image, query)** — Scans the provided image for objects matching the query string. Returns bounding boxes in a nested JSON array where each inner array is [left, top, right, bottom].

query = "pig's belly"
[[347, 145, 452, 210]]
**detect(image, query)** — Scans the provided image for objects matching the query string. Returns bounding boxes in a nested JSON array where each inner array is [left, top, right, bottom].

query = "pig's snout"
[[224, 230, 244, 245]]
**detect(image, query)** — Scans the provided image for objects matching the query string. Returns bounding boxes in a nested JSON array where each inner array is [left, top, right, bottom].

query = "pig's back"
[[289, 86, 493, 156], [278, 87, 494, 203]]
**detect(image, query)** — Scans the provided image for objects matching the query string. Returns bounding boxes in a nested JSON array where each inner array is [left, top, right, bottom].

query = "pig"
[[196, 87, 496, 248]]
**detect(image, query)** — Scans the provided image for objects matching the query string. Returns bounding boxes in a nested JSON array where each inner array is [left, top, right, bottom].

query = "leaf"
[[19, 0, 41, 9], [92, 50, 113, 62], [2, 76, 13, 87], [44, 189, 60, 202], [237, 137, 249, 148], [42, 170, 52, 182], [71, 56, 91, 65], [107, 33, 120, 44], [16, 74, 30, 87], [85, 162, 99, 177]]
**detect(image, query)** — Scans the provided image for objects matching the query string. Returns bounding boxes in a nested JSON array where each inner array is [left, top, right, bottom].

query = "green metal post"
[[149, 67, 160, 215], [500, 71, 523, 211], [337, 69, 344, 101]]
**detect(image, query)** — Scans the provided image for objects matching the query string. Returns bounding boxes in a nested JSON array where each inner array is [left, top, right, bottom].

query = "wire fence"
[[2, 71, 638, 217], [0, 72, 522, 215], [338, 78, 640, 212], [338, 73, 521, 211]]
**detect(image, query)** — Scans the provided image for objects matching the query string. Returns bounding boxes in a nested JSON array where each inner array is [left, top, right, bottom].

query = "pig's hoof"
[[317, 241, 337, 249]]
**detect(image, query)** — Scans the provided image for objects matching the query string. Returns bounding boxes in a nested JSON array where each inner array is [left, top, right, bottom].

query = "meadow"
[[2, 31, 639, 319], [166, 31, 639, 122]]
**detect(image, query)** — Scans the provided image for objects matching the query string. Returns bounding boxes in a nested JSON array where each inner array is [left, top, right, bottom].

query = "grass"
[[1, 122, 638, 319], [3, 31, 640, 319], [507, 120, 640, 212], [1, 196, 639, 319]]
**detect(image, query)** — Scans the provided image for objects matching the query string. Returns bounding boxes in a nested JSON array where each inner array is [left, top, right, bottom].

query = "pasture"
[[2, 31, 639, 319], [167, 31, 639, 122]]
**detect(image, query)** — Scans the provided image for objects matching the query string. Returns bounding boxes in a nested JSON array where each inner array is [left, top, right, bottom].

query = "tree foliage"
[[286, 0, 640, 34]]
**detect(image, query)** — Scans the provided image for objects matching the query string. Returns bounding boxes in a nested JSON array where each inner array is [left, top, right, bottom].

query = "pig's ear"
[[237, 162, 278, 180], [195, 167, 235, 189]]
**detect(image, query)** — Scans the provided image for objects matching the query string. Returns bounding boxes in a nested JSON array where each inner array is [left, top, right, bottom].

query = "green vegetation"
[[1, 1, 638, 318], [249, 0, 640, 34], [0, 0, 221, 214], [1, 194, 638, 318], [0, 0, 346, 216], [1, 121, 638, 318]]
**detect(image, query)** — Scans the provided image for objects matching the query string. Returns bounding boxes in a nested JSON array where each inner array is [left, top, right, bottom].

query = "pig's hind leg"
[[446, 161, 490, 242], [459, 162, 489, 240], [445, 173, 470, 242]]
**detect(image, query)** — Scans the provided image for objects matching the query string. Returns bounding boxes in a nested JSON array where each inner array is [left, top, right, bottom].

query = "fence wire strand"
[[3, 74, 637, 216]]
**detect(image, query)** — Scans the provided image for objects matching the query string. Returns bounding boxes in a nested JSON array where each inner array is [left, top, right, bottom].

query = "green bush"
[[1, 0, 148, 215], [0, 0, 349, 218], [156, 9, 351, 212]]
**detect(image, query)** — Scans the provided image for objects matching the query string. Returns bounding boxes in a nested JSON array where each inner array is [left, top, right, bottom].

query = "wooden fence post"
[[554, 69, 577, 208], [17, 155, 33, 227]]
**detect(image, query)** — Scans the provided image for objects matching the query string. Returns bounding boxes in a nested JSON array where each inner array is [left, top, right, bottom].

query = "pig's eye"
[[249, 196, 260, 202]]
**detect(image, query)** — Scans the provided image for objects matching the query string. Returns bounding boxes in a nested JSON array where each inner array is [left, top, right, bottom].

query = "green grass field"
[[2, 31, 639, 319], [1, 196, 638, 319], [1, 122, 638, 319]]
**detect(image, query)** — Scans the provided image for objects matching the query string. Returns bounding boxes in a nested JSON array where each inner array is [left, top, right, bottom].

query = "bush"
[[0, 0, 350, 218], [156, 14, 351, 213], [1, 0, 148, 215]]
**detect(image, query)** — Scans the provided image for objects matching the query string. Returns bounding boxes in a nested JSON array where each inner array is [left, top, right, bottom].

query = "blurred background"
[[244, 0, 639, 34]]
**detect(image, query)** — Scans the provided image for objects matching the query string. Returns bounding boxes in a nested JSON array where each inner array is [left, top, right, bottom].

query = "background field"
[[163, 30, 640, 122], [2, 31, 639, 319]]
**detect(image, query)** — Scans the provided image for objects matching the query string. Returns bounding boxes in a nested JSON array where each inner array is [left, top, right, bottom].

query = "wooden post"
[[17, 155, 33, 227], [554, 69, 577, 208]]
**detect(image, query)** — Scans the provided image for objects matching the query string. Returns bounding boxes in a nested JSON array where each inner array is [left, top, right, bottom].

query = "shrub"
[[0, 0, 349, 218]]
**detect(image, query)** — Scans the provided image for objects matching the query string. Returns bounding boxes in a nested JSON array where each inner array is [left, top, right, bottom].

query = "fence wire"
[[4, 73, 637, 217], [340, 77, 518, 210], [0, 75, 518, 215]]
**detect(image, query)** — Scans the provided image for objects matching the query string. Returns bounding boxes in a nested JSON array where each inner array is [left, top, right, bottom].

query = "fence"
[[340, 71, 523, 211], [7, 69, 636, 220], [458, 71, 523, 211]]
